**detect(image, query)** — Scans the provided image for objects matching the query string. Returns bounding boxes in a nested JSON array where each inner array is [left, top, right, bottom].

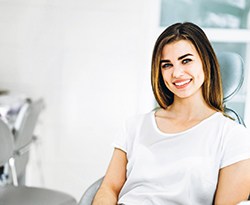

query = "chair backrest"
[[14, 98, 45, 150], [217, 52, 244, 103], [217, 51, 245, 125], [0, 119, 14, 167]]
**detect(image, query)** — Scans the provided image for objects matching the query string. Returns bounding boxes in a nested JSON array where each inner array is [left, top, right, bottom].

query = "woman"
[[92, 22, 250, 205]]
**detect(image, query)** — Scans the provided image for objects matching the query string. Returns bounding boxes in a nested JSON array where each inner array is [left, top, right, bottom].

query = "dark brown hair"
[[151, 22, 224, 112]]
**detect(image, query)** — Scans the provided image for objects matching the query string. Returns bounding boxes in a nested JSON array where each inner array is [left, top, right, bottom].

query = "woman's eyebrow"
[[178, 53, 193, 60], [160, 53, 193, 63], [160, 59, 170, 63]]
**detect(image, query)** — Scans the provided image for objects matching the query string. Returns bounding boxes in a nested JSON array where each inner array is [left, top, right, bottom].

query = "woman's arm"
[[214, 158, 250, 205], [92, 148, 127, 205]]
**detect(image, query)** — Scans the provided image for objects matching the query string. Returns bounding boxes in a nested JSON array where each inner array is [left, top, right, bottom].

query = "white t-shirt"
[[112, 111, 250, 205]]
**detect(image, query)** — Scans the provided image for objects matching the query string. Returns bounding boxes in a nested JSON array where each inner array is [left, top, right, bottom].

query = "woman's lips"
[[173, 79, 192, 88]]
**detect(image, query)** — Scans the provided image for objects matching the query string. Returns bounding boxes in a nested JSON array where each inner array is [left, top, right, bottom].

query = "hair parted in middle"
[[151, 22, 224, 113]]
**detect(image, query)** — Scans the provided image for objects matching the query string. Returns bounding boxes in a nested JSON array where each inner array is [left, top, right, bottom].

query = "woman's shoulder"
[[218, 113, 245, 127], [216, 112, 248, 136]]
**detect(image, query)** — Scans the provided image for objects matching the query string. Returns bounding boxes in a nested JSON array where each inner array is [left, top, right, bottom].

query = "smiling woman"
[[91, 22, 250, 205]]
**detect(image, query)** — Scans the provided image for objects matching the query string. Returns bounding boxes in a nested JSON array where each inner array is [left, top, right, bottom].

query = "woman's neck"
[[165, 96, 216, 122]]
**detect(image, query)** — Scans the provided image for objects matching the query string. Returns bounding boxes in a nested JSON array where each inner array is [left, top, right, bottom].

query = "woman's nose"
[[172, 66, 184, 78]]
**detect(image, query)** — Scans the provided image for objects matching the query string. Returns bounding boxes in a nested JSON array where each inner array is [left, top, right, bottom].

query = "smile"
[[173, 79, 192, 87]]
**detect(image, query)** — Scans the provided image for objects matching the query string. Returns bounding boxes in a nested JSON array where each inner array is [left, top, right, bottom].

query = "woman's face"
[[160, 39, 205, 101]]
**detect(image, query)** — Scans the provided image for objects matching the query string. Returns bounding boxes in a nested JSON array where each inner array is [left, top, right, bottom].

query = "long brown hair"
[[151, 22, 224, 112]]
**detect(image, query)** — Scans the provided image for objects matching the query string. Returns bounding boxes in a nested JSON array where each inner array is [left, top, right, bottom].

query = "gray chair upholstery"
[[0, 116, 77, 205], [217, 52, 244, 103], [78, 177, 104, 205], [78, 52, 246, 204], [0, 185, 77, 205], [217, 52, 245, 126]]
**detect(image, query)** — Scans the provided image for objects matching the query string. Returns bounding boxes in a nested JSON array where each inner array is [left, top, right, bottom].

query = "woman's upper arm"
[[214, 158, 250, 205], [101, 148, 127, 196]]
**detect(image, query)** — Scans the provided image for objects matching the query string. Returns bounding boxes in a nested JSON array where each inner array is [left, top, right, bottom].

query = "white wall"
[[0, 0, 160, 201]]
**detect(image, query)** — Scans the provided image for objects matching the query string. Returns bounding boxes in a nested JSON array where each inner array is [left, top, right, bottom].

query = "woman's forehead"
[[161, 40, 198, 59]]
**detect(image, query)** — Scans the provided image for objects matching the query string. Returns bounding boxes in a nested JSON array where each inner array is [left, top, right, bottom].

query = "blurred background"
[[0, 0, 250, 202]]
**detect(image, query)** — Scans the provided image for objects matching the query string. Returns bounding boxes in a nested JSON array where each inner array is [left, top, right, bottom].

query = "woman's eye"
[[161, 63, 172, 69], [182, 59, 192, 64]]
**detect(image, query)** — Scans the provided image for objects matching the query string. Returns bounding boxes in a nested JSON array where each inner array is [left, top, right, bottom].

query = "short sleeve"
[[112, 121, 128, 153], [220, 124, 250, 168]]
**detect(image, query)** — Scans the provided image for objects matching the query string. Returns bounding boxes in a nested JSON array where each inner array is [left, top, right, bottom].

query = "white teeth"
[[174, 80, 191, 86]]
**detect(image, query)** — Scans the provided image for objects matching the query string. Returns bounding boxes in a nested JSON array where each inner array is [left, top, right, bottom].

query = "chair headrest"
[[217, 52, 244, 103]]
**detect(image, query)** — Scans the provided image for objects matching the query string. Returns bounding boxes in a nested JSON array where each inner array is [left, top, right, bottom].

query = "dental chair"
[[78, 51, 246, 205], [0, 112, 77, 204]]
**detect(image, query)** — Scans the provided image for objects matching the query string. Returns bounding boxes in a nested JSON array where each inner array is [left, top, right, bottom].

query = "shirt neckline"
[[151, 110, 221, 136]]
